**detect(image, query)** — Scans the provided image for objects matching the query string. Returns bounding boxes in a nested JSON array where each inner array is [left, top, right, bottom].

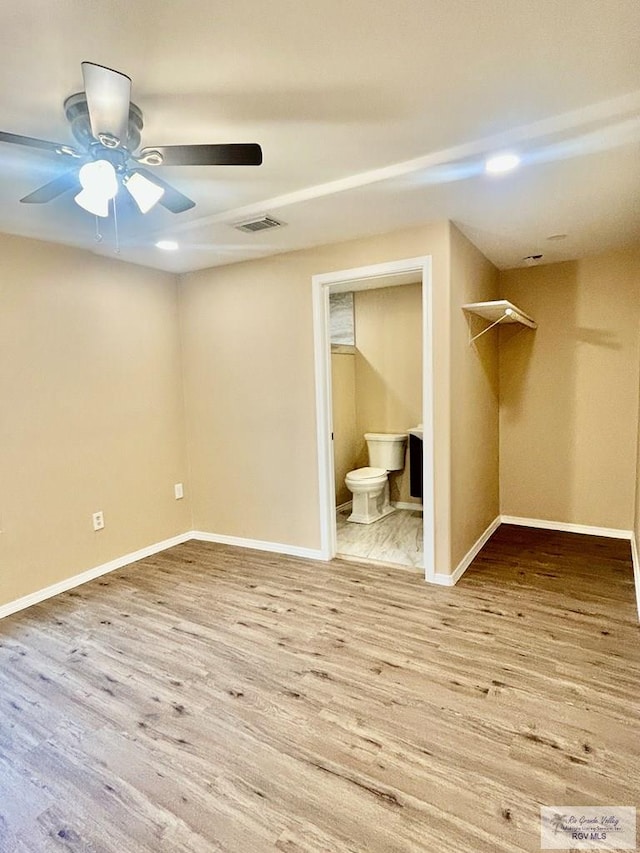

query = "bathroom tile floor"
[[336, 505, 423, 568]]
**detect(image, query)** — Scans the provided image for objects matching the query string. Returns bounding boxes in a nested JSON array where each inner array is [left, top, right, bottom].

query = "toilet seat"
[[345, 466, 386, 481]]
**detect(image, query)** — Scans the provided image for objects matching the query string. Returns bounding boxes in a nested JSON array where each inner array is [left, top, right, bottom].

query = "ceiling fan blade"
[[134, 168, 195, 213], [0, 131, 78, 156], [20, 170, 80, 204], [139, 143, 263, 167], [81, 61, 131, 144]]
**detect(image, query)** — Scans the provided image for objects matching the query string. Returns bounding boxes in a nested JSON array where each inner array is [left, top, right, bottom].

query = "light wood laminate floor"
[[0, 525, 638, 852]]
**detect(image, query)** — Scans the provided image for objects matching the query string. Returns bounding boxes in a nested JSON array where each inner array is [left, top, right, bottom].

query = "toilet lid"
[[347, 466, 386, 481]]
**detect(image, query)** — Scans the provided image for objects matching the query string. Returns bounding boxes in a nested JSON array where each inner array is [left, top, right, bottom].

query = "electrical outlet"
[[174, 483, 184, 500], [92, 511, 105, 531]]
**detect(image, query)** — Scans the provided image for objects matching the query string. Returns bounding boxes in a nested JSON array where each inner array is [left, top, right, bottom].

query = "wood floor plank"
[[0, 524, 638, 851]]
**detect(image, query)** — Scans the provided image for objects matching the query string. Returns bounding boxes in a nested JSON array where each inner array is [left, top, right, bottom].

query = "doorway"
[[312, 257, 435, 580]]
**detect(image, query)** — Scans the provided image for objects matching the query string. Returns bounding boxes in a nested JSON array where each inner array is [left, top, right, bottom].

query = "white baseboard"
[[631, 534, 640, 621], [336, 501, 423, 514], [0, 531, 193, 621], [430, 572, 456, 587], [0, 528, 325, 622], [4, 517, 636, 622], [431, 515, 502, 587], [500, 515, 633, 540], [191, 530, 324, 561]]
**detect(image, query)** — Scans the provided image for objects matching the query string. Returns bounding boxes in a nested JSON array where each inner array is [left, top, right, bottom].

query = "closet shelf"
[[462, 300, 537, 344]]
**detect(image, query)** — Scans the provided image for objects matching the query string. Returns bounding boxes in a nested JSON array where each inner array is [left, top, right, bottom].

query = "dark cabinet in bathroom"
[[409, 432, 423, 499]]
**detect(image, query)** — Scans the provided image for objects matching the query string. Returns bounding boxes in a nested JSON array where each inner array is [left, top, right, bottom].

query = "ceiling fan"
[[0, 61, 263, 218]]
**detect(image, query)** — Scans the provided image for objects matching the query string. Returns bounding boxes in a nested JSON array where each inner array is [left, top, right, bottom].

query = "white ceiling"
[[0, 0, 638, 273]]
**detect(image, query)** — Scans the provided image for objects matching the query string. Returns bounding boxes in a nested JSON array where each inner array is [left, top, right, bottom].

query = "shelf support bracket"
[[468, 310, 511, 345]]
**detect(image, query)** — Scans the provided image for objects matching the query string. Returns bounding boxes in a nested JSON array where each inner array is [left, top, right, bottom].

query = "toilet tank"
[[364, 433, 407, 471]]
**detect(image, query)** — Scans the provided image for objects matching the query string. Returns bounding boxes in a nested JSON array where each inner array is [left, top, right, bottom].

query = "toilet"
[[345, 433, 407, 524]]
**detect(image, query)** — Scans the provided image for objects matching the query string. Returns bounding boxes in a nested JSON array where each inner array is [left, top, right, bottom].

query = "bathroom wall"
[[0, 233, 191, 608], [499, 246, 640, 530], [353, 283, 423, 505], [331, 349, 358, 505]]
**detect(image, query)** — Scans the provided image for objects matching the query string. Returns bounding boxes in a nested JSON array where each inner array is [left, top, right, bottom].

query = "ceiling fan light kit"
[[123, 172, 165, 214], [0, 60, 263, 230]]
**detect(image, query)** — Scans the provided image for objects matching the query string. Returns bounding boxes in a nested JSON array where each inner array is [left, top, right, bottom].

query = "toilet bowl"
[[345, 466, 391, 524], [345, 433, 407, 524]]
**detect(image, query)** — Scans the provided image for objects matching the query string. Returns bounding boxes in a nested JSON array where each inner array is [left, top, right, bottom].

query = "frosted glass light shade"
[[74, 159, 118, 217], [78, 160, 118, 197], [74, 188, 110, 217], [124, 171, 164, 213]]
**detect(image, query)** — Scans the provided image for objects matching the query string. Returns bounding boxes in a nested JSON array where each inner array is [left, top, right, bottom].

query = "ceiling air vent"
[[233, 215, 285, 233]]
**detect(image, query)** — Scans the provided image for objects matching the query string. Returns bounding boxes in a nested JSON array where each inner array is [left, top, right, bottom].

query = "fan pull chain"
[[94, 216, 103, 243], [112, 197, 120, 254]]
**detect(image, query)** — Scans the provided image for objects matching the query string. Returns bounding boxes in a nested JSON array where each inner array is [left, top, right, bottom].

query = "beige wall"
[[499, 247, 640, 530], [0, 234, 191, 607], [331, 350, 358, 505], [353, 283, 422, 505], [635, 355, 640, 547], [449, 226, 500, 567], [179, 222, 454, 569]]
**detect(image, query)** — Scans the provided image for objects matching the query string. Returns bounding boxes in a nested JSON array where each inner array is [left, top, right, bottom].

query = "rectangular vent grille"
[[233, 216, 285, 233]]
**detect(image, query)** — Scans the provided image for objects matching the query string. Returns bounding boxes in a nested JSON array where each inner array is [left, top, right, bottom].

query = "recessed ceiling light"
[[155, 240, 179, 251], [523, 254, 543, 266], [546, 233, 568, 241], [485, 152, 521, 174]]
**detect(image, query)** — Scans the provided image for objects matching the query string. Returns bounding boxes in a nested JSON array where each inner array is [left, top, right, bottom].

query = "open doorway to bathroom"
[[312, 257, 434, 579], [332, 285, 422, 567]]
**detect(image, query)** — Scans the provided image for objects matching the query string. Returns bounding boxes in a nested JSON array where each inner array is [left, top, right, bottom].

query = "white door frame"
[[311, 256, 435, 581]]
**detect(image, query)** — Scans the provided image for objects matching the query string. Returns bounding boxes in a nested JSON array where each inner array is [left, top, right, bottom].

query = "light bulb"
[[485, 152, 521, 174], [124, 171, 165, 214]]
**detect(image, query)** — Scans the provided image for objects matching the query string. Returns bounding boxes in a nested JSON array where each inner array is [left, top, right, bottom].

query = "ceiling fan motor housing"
[[64, 93, 144, 153]]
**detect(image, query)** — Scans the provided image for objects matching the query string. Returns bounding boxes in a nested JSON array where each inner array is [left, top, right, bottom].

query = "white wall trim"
[[191, 531, 324, 561], [500, 515, 633, 540], [0, 532, 193, 621], [430, 515, 501, 587], [393, 501, 424, 512], [430, 573, 456, 587], [630, 533, 640, 621], [6, 516, 635, 622], [0, 529, 326, 622], [336, 500, 353, 513]]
